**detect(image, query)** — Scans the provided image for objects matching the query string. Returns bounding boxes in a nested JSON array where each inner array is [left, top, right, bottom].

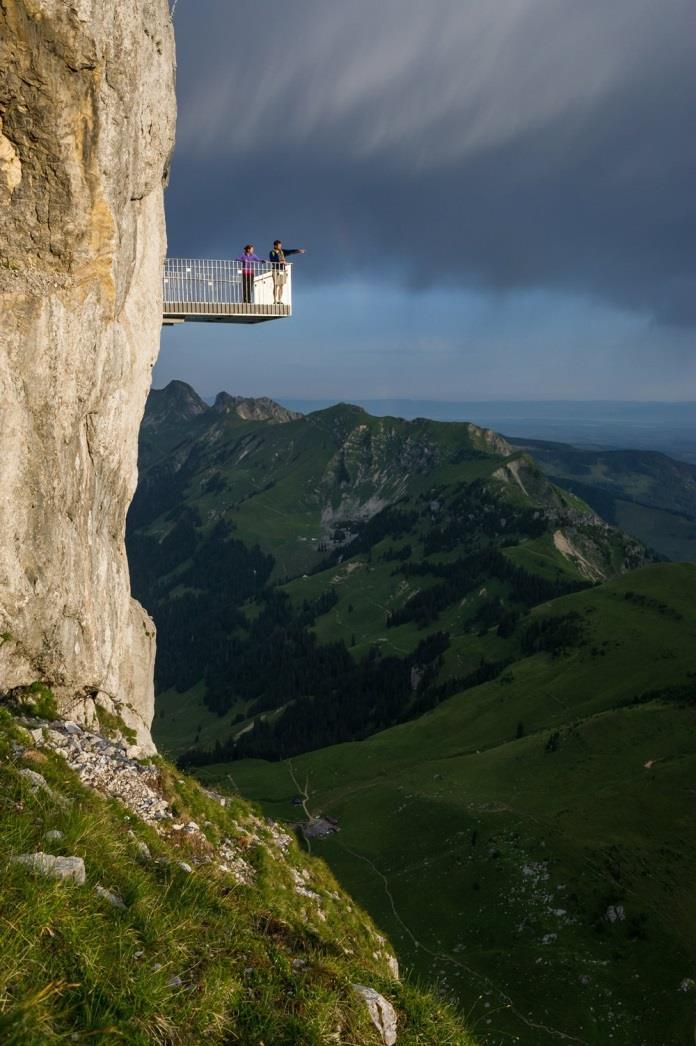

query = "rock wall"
[[0, 1, 176, 748]]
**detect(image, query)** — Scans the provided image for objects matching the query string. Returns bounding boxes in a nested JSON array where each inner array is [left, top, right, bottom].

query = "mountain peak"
[[310, 402, 370, 421], [212, 392, 302, 424], [143, 381, 208, 430]]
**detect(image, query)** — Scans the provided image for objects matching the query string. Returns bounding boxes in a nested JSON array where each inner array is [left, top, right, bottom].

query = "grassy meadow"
[[196, 564, 696, 1045]]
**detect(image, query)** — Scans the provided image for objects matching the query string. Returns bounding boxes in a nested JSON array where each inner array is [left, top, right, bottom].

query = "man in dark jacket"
[[269, 240, 305, 304]]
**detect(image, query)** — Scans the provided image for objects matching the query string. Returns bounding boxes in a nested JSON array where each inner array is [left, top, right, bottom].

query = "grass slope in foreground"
[[197, 564, 696, 1046], [0, 709, 471, 1045]]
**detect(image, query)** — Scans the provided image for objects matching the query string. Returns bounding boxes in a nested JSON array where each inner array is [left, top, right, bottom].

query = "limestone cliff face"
[[0, 1, 176, 749]]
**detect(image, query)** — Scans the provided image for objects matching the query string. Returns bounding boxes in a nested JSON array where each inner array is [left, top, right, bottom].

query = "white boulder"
[[12, 853, 85, 885], [353, 984, 398, 1045]]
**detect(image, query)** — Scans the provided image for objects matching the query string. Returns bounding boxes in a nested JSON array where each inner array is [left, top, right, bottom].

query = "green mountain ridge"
[[132, 383, 640, 579], [127, 383, 647, 763]]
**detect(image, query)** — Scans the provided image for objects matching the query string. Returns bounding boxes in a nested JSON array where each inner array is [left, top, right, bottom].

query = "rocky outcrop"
[[552, 528, 607, 582], [11, 852, 86, 885], [352, 985, 398, 1045], [492, 454, 576, 509], [466, 422, 513, 457], [212, 391, 302, 424], [0, 2, 176, 748]]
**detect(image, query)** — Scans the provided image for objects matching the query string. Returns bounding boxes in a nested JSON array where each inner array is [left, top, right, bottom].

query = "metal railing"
[[163, 258, 293, 323]]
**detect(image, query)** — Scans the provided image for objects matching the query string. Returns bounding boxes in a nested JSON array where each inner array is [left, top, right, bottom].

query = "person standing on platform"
[[236, 244, 262, 303], [269, 240, 305, 304]]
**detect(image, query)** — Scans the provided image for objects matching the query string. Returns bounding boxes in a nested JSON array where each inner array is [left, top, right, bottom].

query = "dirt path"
[[287, 760, 314, 851]]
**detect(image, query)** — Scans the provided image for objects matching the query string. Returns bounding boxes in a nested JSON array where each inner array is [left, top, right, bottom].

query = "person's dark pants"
[[242, 272, 254, 303]]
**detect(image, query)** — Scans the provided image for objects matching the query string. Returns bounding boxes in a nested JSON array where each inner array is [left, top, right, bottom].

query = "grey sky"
[[157, 0, 696, 400]]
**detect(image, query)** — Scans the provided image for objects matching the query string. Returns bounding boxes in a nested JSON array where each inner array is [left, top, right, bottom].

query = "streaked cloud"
[[159, 0, 696, 399]]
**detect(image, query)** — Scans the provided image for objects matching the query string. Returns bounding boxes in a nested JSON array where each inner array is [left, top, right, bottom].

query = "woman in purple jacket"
[[236, 244, 261, 303]]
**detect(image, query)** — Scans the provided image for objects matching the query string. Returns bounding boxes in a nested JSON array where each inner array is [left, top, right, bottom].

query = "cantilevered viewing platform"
[[162, 258, 293, 325]]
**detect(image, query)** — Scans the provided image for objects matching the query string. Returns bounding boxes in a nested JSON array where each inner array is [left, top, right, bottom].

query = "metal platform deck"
[[162, 258, 293, 325]]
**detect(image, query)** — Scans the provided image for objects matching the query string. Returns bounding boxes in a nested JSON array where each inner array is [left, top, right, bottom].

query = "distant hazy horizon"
[[175, 385, 696, 464], [276, 397, 696, 410]]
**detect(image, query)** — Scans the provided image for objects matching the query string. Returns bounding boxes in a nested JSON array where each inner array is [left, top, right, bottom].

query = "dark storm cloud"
[[167, 0, 696, 324]]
